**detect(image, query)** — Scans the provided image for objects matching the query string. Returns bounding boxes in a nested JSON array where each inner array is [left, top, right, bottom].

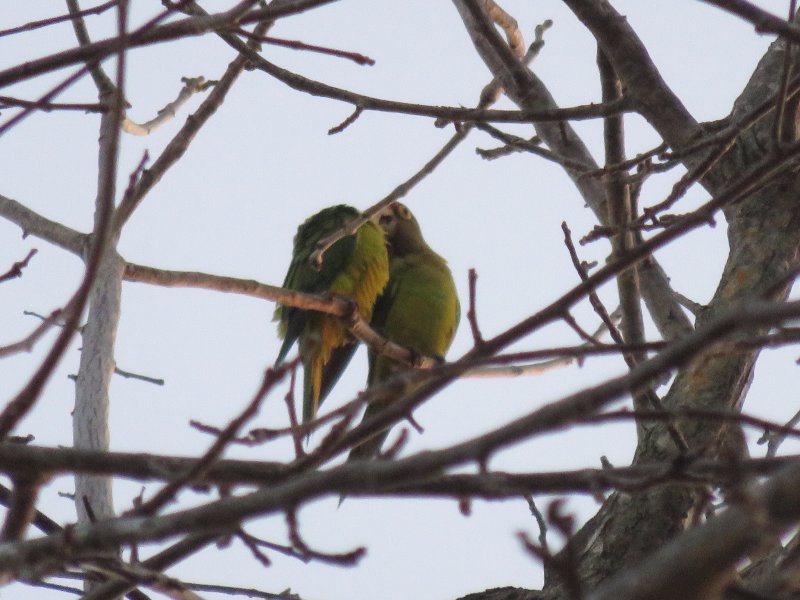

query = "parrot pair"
[[274, 203, 460, 461]]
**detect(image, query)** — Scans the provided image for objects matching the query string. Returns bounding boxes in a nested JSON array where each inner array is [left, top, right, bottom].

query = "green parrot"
[[347, 202, 460, 462], [274, 205, 389, 424]]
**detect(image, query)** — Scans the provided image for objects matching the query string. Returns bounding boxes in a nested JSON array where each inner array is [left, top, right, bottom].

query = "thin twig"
[[0, 0, 117, 39], [563, 221, 688, 451], [0, 249, 37, 284], [112, 10, 267, 231], [0, 310, 64, 358], [122, 77, 216, 136], [237, 528, 312, 564], [113, 367, 164, 386], [761, 405, 800, 457], [286, 509, 366, 565], [236, 30, 375, 65], [0, 65, 93, 137], [0, 96, 103, 112], [475, 122, 594, 171], [0, 1, 194, 137], [580, 142, 670, 179], [562, 312, 603, 346], [132, 363, 294, 516], [588, 408, 800, 443], [0, 474, 45, 541], [308, 19, 556, 264], [283, 365, 305, 458], [328, 105, 363, 135], [467, 268, 485, 346], [66, 0, 116, 92], [526, 495, 549, 550], [308, 128, 470, 267]]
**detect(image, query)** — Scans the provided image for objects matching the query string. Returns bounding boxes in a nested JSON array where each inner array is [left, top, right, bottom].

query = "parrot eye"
[[396, 204, 413, 221], [379, 213, 394, 227]]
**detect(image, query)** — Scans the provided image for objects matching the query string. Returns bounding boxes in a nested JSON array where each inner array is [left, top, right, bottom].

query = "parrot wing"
[[275, 206, 359, 365], [275, 205, 389, 424], [350, 251, 459, 462]]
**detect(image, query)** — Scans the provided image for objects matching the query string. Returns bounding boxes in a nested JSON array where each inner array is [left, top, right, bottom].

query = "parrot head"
[[377, 202, 427, 256]]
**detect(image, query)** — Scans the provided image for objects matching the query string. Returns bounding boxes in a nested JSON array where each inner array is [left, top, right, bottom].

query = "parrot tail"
[[346, 428, 391, 463], [339, 428, 390, 508]]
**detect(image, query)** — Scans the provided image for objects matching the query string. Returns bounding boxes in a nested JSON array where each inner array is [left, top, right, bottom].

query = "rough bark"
[[452, 3, 800, 598], [73, 249, 122, 523]]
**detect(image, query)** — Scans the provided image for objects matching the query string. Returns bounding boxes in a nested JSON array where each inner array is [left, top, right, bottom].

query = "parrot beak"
[[370, 206, 395, 234], [370, 205, 390, 221], [381, 204, 398, 222]]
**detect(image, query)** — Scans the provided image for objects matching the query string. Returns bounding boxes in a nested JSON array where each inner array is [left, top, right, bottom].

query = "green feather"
[[348, 203, 460, 462], [274, 205, 389, 424]]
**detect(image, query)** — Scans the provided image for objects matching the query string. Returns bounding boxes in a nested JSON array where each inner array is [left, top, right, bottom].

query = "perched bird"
[[274, 205, 389, 424], [348, 202, 460, 462]]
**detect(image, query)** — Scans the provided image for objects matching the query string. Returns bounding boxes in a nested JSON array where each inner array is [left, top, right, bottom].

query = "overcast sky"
[[0, 2, 793, 599]]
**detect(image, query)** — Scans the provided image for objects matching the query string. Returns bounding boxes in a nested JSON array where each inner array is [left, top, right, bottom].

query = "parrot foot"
[[407, 347, 425, 369], [325, 292, 359, 325], [410, 350, 445, 370]]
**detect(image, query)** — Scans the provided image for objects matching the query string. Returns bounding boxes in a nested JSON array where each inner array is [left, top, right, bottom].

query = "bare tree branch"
[[701, 0, 800, 41], [0, 291, 799, 577], [451, 0, 693, 342], [590, 463, 800, 600], [0, 194, 86, 255], [0, 1, 117, 40], [562, 0, 703, 150], [0, 2, 325, 89]]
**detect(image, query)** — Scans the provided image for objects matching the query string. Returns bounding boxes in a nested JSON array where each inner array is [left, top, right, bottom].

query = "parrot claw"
[[407, 347, 425, 369], [326, 292, 359, 325], [409, 349, 445, 370]]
